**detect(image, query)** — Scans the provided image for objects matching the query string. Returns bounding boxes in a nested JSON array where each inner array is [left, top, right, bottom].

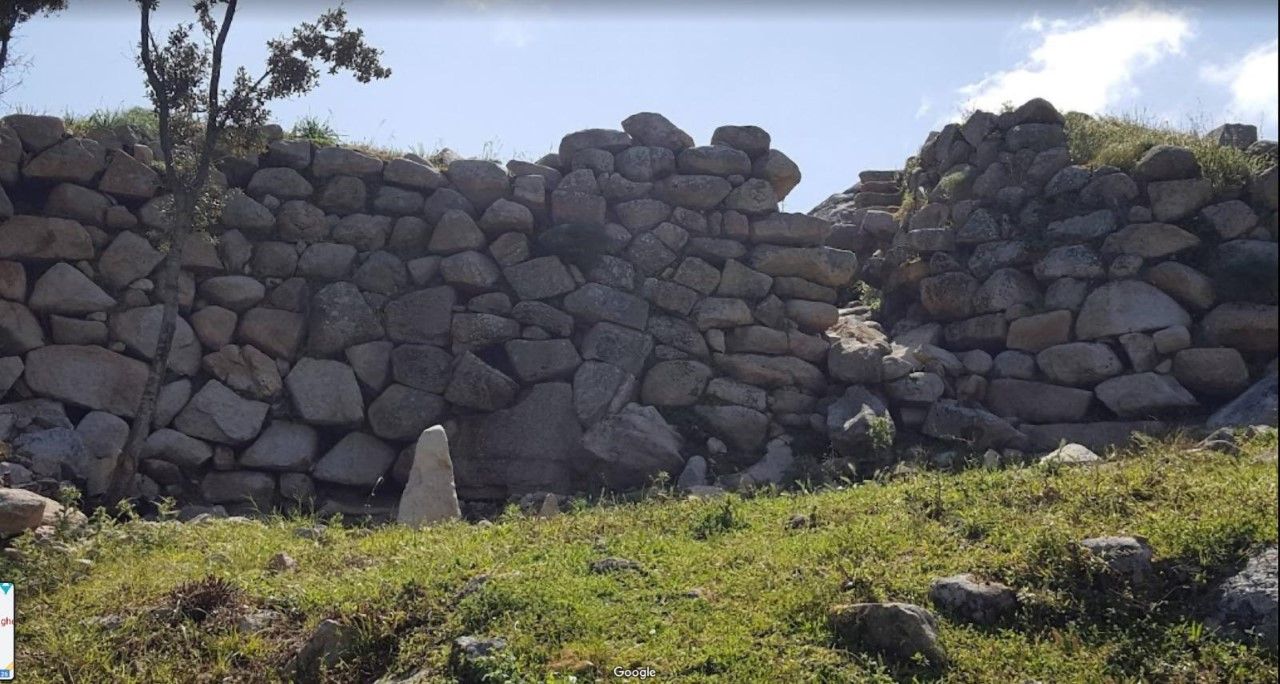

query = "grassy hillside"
[[8, 432, 1278, 683]]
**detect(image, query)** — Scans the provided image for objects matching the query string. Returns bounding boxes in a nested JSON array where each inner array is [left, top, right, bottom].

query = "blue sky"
[[2, 1, 1277, 211]]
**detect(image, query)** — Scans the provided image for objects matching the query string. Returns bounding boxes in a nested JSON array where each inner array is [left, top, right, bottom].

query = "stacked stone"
[[811, 169, 904, 288], [820, 98, 1278, 459], [1, 110, 863, 513]]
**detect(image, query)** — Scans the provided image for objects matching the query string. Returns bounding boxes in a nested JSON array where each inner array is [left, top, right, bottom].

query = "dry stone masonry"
[[813, 98, 1278, 459], [2, 99, 1277, 516], [1, 110, 850, 514]]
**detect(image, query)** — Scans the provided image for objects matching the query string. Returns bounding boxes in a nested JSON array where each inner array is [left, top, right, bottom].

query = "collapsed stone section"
[[813, 98, 1278, 459], [1, 110, 861, 514]]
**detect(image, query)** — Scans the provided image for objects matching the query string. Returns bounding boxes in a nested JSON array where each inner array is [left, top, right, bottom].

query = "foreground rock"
[[828, 602, 947, 666], [1, 487, 75, 536], [1080, 536, 1154, 584], [1210, 546, 1278, 649], [1206, 369, 1279, 430], [448, 636, 509, 683], [289, 618, 359, 679], [396, 425, 461, 527], [928, 574, 1019, 625], [1039, 443, 1101, 465]]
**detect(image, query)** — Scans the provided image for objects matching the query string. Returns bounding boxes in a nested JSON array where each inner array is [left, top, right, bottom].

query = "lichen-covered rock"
[[1211, 546, 1278, 648], [827, 602, 947, 666], [929, 574, 1018, 625]]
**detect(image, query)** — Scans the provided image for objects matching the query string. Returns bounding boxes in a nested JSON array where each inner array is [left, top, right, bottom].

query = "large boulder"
[[1133, 144, 1200, 180], [239, 421, 319, 472], [385, 287, 455, 345], [562, 283, 650, 330], [503, 256, 576, 300], [1, 487, 77, 537], [639, 360, 711, 406], [312, 432, 397, 487], [444, 352, 518, 411], [142, 428, 213, 470], [1210, 546, 1278, 648], [581, 403, 684, 490], [306, 282, 384, 356], [285, 358, 365, 427], [1095, 373, 1197, 417], [0, 215, 94, 261], [98, 150, 161, 199], [0, 301, 44, 355], [572, 361, 636, 427], [827, 386, 894, 460], [1035, 342, 1124, 387], [109, 305, 203, 376], [23, 138, 105, 183], [27, 262, 115, 315], [1206, 368, 1279, 429], [1148, 178, 1212, 222], [713, 353, 826, 393], [985, 379, 1093, 423], [1075, 280, 1191, 340], [98, 230, 164, 289], [694, 404, 768, 453], [748, 245, 857, 287], [464, 382, 584, 496], [1201, 303, 1279, 354], [1211, 240, 1278, 304], [22, 345, 148, 417], [12, 427, 88, 479], [504, 339, 582, 384], [173, 380, 269, 445], [1172, 348, 1250, 397], [445, 159, 509, 210], [368, 384, 446, 441]]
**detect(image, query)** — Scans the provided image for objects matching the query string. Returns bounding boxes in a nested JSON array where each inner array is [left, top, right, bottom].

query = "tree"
[[105, 0, 390, 503], [0, 0, 68, 98]]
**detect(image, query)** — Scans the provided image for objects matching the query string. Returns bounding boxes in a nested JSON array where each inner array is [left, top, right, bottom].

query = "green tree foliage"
[[107, 0, 391, 502]]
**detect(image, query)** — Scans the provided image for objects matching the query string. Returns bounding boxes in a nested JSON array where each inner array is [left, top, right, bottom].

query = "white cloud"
[[915, 96, 932, 119], [1202, 39, 1279, 133], [957, 6, 1191, 118]]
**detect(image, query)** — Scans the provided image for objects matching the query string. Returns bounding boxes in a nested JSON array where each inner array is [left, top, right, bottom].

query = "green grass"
[[1064, 111, 1271, 193], [63, 106, 159, 141], [7, 433, 1278, 682], [288, 115, 343, 146]]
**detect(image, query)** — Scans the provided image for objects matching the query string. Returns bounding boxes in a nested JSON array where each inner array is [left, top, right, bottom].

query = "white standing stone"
[[397, 425, 461, 527]]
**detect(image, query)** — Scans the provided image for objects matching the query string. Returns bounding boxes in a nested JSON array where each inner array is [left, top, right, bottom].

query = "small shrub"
[[64, 106, 159, 140], [691, 496, 749, 539], [289, 114, 342, 145], [867, 414, 894, 452]]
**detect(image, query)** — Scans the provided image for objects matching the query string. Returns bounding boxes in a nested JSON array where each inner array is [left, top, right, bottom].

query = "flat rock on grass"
[[828, 602, 947, 666], [928, 574, 1019, 625]]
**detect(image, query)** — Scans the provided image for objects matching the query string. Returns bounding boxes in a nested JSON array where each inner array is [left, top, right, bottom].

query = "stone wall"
[[1, 110, 858, 514], [812, 98, 1279, 459], [3, 99, 1277, 516]]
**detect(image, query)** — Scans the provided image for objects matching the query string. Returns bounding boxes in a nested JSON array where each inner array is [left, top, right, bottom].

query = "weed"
[[288, 114, 342, 145], [1064, 111, 1269, 193]]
